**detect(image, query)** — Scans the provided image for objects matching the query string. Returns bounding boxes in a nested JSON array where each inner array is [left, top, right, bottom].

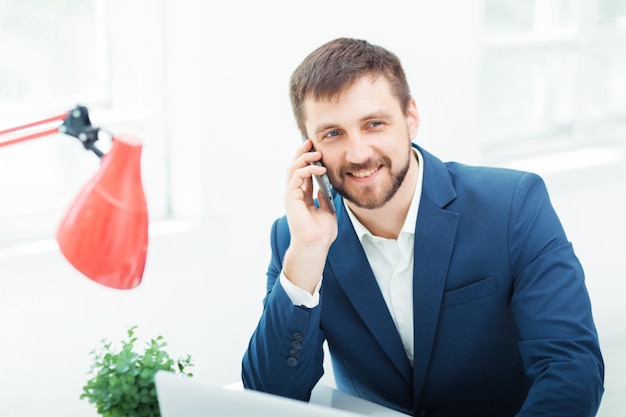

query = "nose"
[[345, 132, 373, 164]]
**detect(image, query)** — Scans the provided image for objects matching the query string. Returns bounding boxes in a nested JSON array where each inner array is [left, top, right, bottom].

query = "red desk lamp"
[[0, 105, 148, 289]]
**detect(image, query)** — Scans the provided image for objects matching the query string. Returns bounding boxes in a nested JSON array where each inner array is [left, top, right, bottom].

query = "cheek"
[[320, 154, 344, 183], [319, 144, 342, 168], [321, 156, 340, 175]]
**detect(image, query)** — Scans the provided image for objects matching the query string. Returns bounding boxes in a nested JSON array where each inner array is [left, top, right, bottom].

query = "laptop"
[[155, 371, 407, 417]]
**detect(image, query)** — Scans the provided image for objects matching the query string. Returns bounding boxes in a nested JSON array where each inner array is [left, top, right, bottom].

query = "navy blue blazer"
[[242, 145, 604, 416]]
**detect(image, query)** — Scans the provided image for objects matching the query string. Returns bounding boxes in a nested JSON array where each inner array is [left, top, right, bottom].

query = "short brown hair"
[[289, 38, 412, 136]]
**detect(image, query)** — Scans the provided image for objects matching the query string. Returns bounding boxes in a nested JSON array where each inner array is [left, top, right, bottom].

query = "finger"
[[293, 139, 324, 167], [286, 166, 315, 203], [286, 156, 327, 189], [299, 138, 315, 154], [317, 189, 331, 211], [289, 139, 313, 168]]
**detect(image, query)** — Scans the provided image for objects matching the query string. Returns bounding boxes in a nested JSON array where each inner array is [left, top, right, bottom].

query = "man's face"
[[303, 75, 419, 210]]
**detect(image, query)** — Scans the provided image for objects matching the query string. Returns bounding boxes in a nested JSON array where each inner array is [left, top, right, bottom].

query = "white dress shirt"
[[281, 148, 424, 366]]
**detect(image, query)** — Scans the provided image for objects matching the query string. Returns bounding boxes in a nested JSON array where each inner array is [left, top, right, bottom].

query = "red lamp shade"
[[56, 134, 148, 289]]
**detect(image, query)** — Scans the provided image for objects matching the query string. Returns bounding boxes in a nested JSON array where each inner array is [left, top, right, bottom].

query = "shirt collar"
[[346, 147, 424, 242]]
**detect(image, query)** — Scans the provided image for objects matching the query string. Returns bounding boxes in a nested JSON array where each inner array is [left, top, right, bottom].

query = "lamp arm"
[[0, 112, 69, 146], [0, 105, 105, 158]]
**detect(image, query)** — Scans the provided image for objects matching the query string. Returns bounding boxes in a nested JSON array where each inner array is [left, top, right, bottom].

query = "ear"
[[406, 98, 420, 140]]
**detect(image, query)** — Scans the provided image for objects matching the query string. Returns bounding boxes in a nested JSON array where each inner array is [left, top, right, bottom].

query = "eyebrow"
[[361, 110, 394, 122], [313, 110, 395, 135], [313, 123, 338, 135]]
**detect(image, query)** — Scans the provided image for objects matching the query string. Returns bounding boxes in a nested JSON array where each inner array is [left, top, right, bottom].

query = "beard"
[[330, 145, 412, 210]]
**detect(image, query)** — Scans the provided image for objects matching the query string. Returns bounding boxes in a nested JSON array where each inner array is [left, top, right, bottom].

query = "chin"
[[347, 191, 389, 210]]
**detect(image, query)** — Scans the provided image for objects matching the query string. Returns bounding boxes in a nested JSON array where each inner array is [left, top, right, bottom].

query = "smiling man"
[[241, 38, 604, 416]]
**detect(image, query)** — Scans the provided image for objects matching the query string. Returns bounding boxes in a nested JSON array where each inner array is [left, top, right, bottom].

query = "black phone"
[[303, 136, 336, 213]]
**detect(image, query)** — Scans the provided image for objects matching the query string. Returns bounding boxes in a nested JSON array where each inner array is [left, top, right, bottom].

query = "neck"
[[347, 151, 418, 240]]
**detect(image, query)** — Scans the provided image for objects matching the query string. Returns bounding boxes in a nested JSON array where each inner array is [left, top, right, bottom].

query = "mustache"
[[339, 157, 391, 175]]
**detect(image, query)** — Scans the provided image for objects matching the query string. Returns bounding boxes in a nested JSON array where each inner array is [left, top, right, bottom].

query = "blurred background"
[[1, 0, 624, 416]]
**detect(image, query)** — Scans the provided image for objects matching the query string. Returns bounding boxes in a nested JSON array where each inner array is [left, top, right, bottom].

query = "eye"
[[325, 130, 340, 138], [370, 121, 383, 128]]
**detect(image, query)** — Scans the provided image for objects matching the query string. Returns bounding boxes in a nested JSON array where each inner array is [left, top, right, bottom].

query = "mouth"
[[348, 166, 381, 180]]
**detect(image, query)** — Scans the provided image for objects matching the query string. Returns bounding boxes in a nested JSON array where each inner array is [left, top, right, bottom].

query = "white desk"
[[310, 384, 407, 416], [223, 380, 407, 416]]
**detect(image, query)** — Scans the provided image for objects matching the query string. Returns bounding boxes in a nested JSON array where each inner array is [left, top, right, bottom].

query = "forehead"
[[303, 75, 402, 133]]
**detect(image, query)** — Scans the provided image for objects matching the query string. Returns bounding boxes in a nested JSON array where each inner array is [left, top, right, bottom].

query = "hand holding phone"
[[302, 137, 336, 213]]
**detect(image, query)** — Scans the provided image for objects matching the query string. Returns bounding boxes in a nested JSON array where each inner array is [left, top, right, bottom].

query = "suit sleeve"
[[508, 173, 604, 416], [241, 218, 326, 400]]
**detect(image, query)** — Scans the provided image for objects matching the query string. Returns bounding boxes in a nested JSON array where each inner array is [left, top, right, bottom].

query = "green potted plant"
[[80, 325, 194, 417]]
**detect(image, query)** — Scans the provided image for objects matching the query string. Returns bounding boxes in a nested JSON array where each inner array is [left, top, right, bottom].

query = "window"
[[0, 0, 109, 112], [480, 0, 626, 161]]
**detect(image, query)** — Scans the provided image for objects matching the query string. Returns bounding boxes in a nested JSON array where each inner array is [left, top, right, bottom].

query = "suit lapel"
[[411, 196, 459, 402], [327, 200, 413, 384], [411, 146, 459, 403]]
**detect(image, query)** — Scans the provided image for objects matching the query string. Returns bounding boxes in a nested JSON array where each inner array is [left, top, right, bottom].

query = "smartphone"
[[303, 136, 336, 213]]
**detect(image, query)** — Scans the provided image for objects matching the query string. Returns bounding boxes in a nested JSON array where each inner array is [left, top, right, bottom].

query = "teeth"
[[352, 168, 377, 178]]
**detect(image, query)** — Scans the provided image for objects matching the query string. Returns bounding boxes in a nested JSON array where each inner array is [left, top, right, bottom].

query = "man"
[[241, 38, 604, 416]]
